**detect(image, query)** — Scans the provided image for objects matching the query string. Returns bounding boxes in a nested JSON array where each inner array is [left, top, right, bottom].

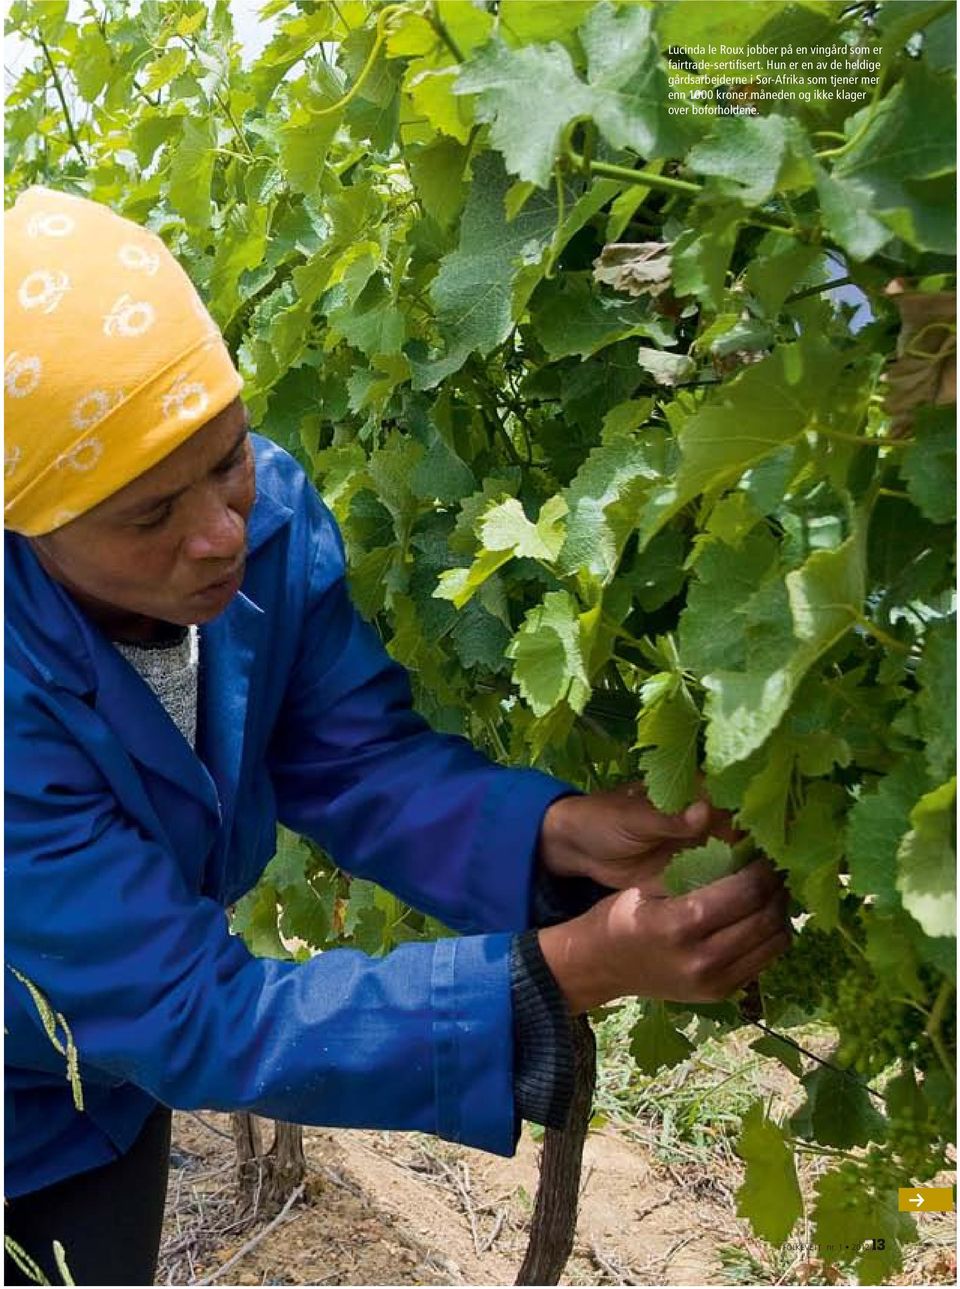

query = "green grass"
[[591, 1000, 780, 1163]]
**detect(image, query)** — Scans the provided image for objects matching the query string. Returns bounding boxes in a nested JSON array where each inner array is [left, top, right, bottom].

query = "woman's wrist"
[[536, 907, 617, 1016], [537, 793, 589, 881]]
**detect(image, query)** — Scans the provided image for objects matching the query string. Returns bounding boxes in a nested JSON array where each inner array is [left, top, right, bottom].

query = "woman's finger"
[[714, 926, 794, 995], [672, 859, 785, 938]]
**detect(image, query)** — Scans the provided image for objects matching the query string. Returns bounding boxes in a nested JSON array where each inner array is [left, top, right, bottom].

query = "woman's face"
[[30, 398, 255, 642]]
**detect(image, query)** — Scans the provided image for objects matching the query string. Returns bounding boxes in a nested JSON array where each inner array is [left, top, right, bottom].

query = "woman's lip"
[[194, 565, 244, 597]]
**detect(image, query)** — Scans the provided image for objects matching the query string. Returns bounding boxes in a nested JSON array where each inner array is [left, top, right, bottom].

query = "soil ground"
[[158, 1098, 956, 1286]]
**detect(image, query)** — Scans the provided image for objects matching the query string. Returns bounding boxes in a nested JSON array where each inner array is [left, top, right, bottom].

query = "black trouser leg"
[[4, 1104, 172, 1287]]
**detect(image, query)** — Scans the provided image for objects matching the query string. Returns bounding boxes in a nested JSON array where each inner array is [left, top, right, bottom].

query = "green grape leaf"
[[703, 529, 866, 770], [435, 494, 566, 607], [167, 115, 215, 229], [505, 591, 591, 717], [833, 62, 957, 254], [326, 276, 406, 359], [498, 0, 594, 48], [847, 753, 931, 910], [924, 7, 957, 73], [917, 619, 957, 783], [749, 1034, 802, 1078], [623, 527, 686, 613], [558, 433, 674, 584], [744, 238, 823, 318], [815, 166, 893, 260], [366, 432, 424, 532], [141, 46, 189, 94], [532, 275, 673, 360], [738, 731, 795, 861], [409, 433, 477, 504], [896, 777, 957, 939], [409, 153, 556, 388], [231, 885, 291, 960], [674, 339, 844, 510], [735, 1101, 803, 1246], [635, 685, 701, 815], [435, 0, 494, 54], [454, 40, 591, 187], [580, 0, 691, 159], [663, 836, 744, 896], [434, 549, 513, 611], [207, 204, 273, 324], [671, 204, 742, 311], [450, 601, 511, 673], [811, 1165, 917, 1283], [480, 494, 567, 560], [864, 912, 925, 1000], [786, 528, 866, 644], [343, 880, 388, 955], [779, 783, 846, 927], [405, 137, 469, 227], [679, 531, 779, 674], [629, 1000, 694, 1074], [687, 114, 813, 206], [793, 1065, 887, 1149], [901, 406, 957, 524]]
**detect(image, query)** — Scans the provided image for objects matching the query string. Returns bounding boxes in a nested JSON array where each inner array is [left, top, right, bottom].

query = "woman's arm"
[[6, 674, 522, 1157]]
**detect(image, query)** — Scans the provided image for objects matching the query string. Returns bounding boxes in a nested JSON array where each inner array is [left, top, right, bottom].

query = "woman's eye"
[[134, 503, 173, 530], [217, 446, 247, 476]]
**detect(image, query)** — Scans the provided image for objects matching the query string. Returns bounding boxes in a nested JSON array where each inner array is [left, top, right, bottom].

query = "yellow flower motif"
[[118, 243, 160, 276], [18, 269, 71, 314], [103, 293, 156, 338], [71, 389, 125, 432], [56, 438, 104, 473], [162, 375, 209, 421], [4, 351, 42, 399], [26, 212, 75, 238], [5, 444, 23, 478]]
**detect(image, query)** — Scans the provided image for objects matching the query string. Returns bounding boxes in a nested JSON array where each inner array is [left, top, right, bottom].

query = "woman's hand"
[[538, 782, 740, 898], [537, 859, 791, 1014]]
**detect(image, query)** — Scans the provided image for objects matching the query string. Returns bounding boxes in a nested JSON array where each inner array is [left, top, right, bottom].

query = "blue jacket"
[[4, 434, 573, 1198]]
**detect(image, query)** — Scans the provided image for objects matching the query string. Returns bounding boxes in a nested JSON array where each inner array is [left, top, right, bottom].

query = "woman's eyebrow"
[[116, 427, 250, 518]]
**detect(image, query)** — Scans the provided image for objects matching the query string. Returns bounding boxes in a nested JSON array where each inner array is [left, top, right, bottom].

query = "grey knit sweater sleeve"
[[510, 931, 575, 1129], [510, 869, 615, 1128]]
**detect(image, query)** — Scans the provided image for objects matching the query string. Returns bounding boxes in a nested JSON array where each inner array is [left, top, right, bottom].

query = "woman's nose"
[[183, 493, 246, 562]]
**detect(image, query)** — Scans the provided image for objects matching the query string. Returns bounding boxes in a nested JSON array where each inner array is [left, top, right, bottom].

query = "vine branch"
[[36, 31, 86, 163]]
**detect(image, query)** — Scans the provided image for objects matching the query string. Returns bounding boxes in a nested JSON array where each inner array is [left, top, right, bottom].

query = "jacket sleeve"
[[267, 490, 577, 935], [5, 675, 521, 1156]]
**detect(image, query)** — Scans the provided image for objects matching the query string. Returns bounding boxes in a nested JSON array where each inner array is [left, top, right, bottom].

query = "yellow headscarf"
[[4, 186, 243, 536]]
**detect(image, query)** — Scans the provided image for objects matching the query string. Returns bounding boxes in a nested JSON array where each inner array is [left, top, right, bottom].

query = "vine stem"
[[926, 979, 957, 1083], [36, 31, 86, 163], [175, 32, 255, 158], [565, 149, 701, 198], [427, 0, 465, 62], [748, 1018, 889, 1104], [784, 275, 855, 304], [313, 4, 405, 117], [815, 425, 912, 450], [565, 148, 798, 237]]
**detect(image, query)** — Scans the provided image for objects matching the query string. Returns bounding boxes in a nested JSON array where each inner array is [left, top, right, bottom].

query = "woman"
[[4, 187, 790, 1286]]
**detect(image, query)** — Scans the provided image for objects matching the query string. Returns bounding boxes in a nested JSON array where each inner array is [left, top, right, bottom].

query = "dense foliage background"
[[5, 0, 955, 1280]]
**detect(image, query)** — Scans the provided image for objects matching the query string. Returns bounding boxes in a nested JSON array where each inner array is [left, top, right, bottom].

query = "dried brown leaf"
[[883, 287, 957, 437], [593, 241, 672, 298]]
